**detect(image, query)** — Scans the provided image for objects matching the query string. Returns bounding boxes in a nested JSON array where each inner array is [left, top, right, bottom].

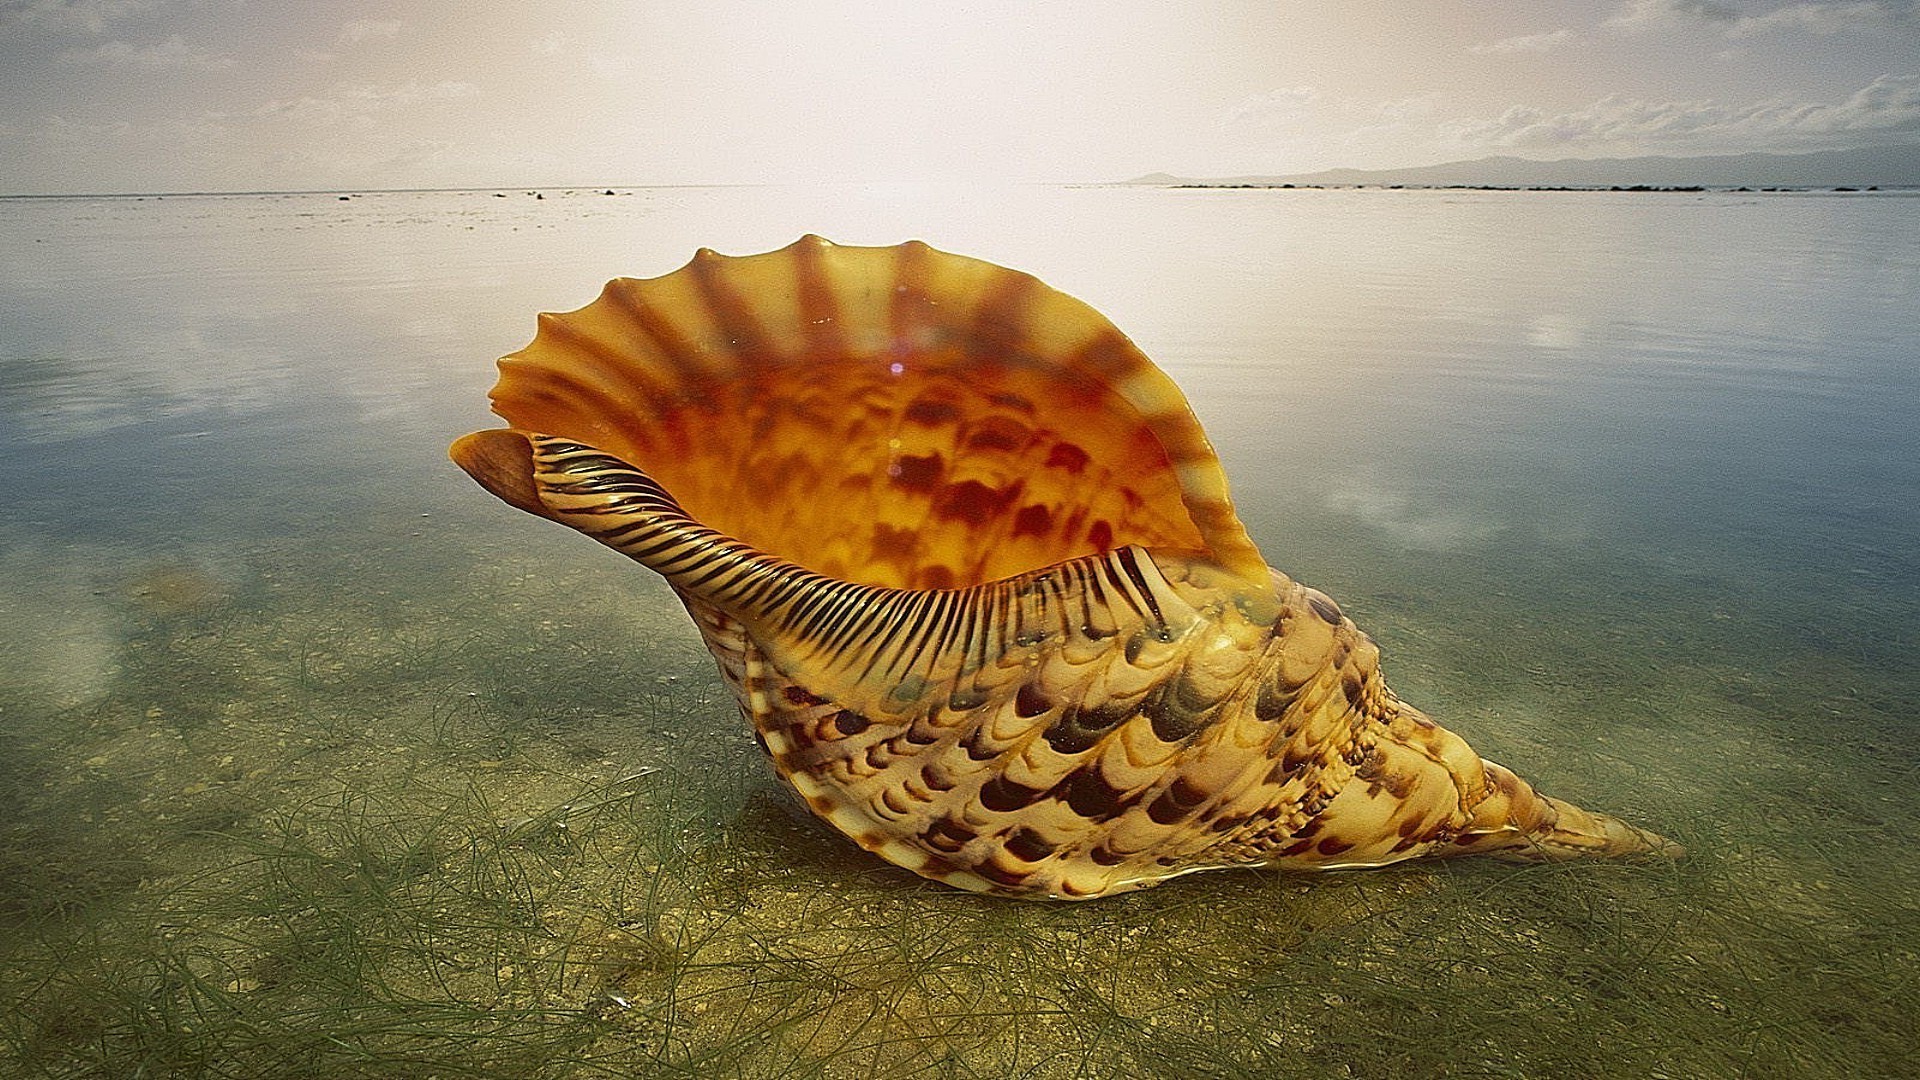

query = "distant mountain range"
[[1126, 143, 1920, 190]]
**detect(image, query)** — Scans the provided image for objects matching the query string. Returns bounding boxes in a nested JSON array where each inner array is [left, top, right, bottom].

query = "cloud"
[[1373, 93, 1439, 122], [1609, 0, 1919, 35], [57, 32, 231, 70], [335, 18, 401, 46], [1450, 73, 1920, 154], [0, 0, 155, 35], [32, 114, 133, 147], [254, 81, 480, 127], [1469, 29, 1577, 54], [1608, 0, 1741, 28], [1225, 87, 1321, 132], [1731, 0, 1920, 35], [247, 136, 463, 189]]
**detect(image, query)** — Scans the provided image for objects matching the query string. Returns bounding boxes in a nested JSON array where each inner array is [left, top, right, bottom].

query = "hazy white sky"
[[2, 0, 1916, 193]]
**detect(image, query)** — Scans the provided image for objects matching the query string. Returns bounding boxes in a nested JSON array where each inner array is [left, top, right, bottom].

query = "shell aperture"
[[451, 236, 1677, 899]]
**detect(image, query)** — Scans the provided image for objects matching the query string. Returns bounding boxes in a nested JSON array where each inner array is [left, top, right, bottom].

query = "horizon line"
[[7, 141, 1917, 200], [0, 179, 1091, 201]]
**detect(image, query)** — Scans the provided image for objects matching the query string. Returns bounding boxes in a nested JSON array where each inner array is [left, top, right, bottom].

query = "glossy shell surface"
[[452, 237, 1675, 899], [489, 236, 1265, 591]]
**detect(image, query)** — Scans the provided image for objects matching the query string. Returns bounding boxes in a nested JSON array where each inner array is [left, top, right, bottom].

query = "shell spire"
[[452, 238, 1678, 899]]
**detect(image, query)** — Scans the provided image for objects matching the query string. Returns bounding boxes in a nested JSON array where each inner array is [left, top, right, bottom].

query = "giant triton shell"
[[451, 236, 1677, 900]]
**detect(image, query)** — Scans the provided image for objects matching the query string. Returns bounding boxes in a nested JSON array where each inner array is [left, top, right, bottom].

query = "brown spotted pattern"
[[484, 235, 1265, 590], [451, 239, 1679, 899]]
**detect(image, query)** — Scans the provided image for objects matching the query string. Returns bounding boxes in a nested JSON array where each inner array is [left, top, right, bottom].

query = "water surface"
[[2, 185, 1916, 1078]]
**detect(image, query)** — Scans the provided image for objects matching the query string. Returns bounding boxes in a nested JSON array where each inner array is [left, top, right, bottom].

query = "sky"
[[1, 0, 1917, 194]]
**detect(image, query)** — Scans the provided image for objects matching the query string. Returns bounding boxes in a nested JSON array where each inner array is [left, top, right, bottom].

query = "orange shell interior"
[[485, 236, 1266, 590]]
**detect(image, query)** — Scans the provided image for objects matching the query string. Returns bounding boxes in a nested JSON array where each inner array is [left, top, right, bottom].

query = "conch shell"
[[452, 236, 1677, 900]]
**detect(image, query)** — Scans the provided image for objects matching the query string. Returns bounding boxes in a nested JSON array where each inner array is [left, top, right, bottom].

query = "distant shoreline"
[[1161, 183, 1912, 193], [10, 143, 1918, 200], [1124, 143, 1920, 194]]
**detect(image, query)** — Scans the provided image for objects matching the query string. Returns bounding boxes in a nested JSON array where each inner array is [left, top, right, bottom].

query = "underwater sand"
[[1, 184, 1916, 1078]]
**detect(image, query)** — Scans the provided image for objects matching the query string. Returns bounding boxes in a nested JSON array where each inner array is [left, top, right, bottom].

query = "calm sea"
[[1, 185, 1916, 1078]]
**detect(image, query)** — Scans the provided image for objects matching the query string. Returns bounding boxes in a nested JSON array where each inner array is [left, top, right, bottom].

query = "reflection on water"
[[1, 185, 1917, 1077]]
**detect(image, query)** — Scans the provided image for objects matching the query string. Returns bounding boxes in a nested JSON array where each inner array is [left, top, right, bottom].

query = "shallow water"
[[1, 184, 1916, 1078]]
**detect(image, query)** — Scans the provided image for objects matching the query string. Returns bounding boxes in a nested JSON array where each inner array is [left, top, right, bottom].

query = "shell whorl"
[[452, 238, 1678, 899], [450, 430, 1676, 899]]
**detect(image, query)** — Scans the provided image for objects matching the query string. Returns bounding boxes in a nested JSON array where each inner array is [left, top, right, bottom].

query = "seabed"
[[1, 525, 1912, 1079], [2, 185, 1916, 1078]]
